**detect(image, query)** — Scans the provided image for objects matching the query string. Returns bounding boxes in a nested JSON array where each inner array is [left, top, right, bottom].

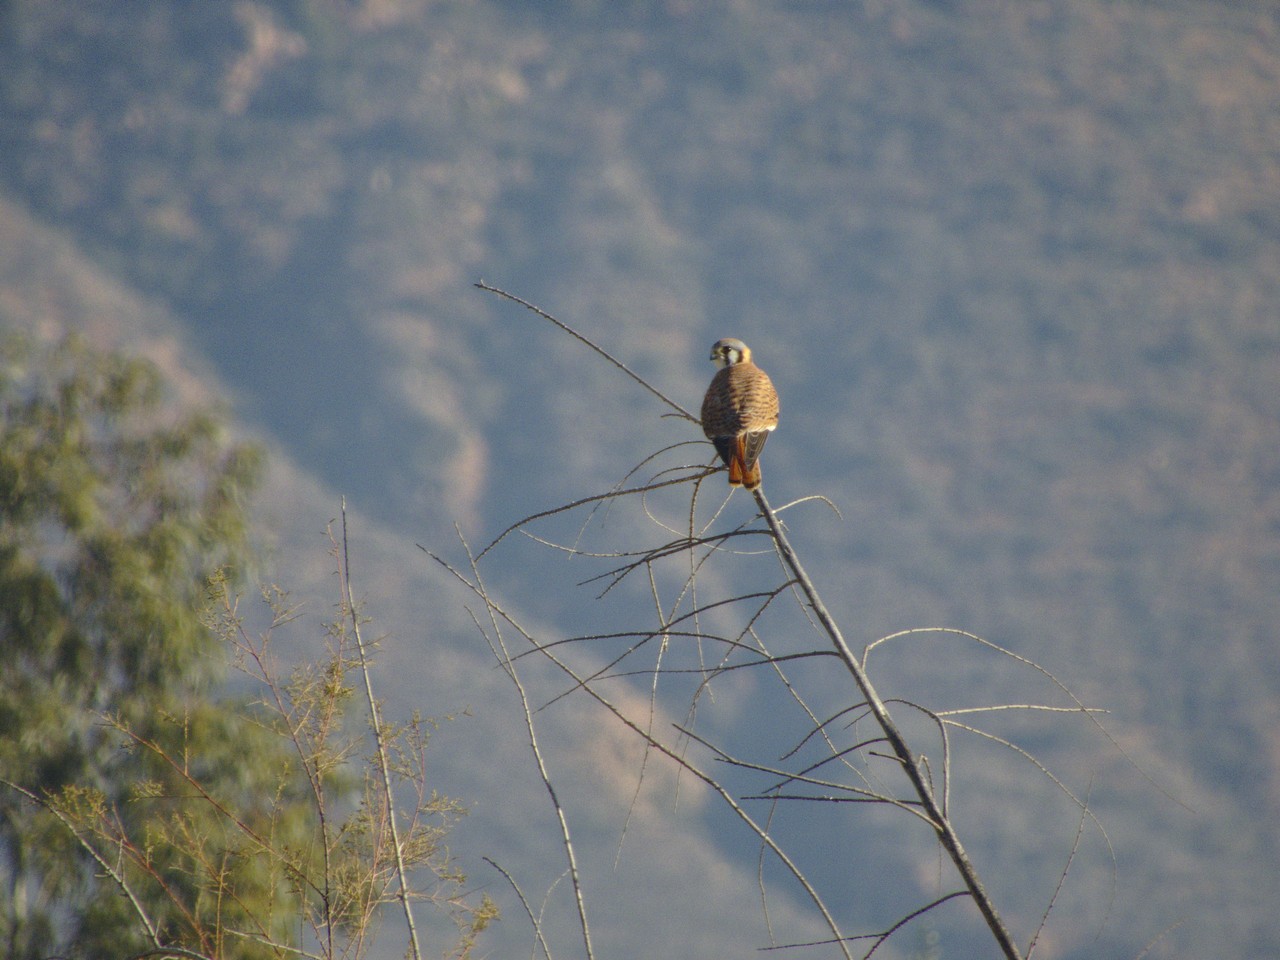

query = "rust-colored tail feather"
[[716, 435, 765, 488], [727, 453, 745, 486], [730, 435, 760, 488]]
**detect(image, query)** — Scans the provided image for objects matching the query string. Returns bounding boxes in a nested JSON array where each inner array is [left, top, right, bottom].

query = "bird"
[[701, 338, 779, 490]]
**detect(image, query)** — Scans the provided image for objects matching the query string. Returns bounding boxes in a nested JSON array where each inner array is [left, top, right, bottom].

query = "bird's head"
[[709, 338, 751, 367]]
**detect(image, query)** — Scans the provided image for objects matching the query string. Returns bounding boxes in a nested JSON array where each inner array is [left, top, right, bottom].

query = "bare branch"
[[337, 499, 423, 960], [455, 531, 596, 960], [478, 471, 705, 560], [673, 724, 934, 827], [482, 858, 555, 960], [448, 287, 1140, 958], [475, 281, 697, 423], [1027, 779, 1094, 959], [754, 485, 1024, 959], [429, 547, 856, 960], [760, 890, 972, 957], [0, 779, 164, 950]]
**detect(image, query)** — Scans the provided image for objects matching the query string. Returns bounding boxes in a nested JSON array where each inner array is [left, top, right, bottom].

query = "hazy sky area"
[[2, 2, 1278, 957]]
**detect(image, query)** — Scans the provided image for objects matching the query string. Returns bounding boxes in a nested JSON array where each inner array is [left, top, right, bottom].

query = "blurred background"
[[1, 1, 1277, 957]]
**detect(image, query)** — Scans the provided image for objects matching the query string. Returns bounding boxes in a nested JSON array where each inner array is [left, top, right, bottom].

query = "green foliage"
[[0, 335, 494, 958], [199, 558, 498, 959], [0, 332, 279, 956]]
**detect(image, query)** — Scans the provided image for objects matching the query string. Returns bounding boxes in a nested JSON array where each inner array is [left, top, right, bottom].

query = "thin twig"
[[475, 281, 697, 423], [430, 547, 855, 960], [1133, 920, 1187, 959], [482, 857, 555, 960], [339, 498, 423, 960], [0, 780, 164, 950], [753, 486, 1024, 960], [760, 890, 971, 955], [478, 471, 704, 560], [457, 530, 596, 960], [674, 724, 933, 826], [867, 627, 1183, 808], [466, 286, 1104, 958], [1027, 778, 1093, 959]]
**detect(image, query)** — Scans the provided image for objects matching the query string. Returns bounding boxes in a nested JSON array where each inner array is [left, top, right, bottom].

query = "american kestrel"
[[701, 338, 779, 490]]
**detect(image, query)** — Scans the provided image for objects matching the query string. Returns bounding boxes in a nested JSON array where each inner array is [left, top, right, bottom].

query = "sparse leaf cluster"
[[0, 335, 493, 959]]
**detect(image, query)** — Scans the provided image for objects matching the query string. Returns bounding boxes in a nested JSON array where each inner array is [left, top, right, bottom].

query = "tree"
[[430, 287, 1126, 960], [0, 332, 282, 957], [0, 333, 495, 960]]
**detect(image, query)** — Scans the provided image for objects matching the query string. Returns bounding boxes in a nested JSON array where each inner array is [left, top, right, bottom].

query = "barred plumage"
[[701, 338, 779, 490]]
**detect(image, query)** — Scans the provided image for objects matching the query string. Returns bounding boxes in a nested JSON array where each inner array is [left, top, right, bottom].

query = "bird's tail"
[[730, 435, 763, 488], [727, 453, 745, 486]]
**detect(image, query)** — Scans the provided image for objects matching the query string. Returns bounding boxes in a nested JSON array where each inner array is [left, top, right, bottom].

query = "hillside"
[[2, 1, 1278, 957]]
